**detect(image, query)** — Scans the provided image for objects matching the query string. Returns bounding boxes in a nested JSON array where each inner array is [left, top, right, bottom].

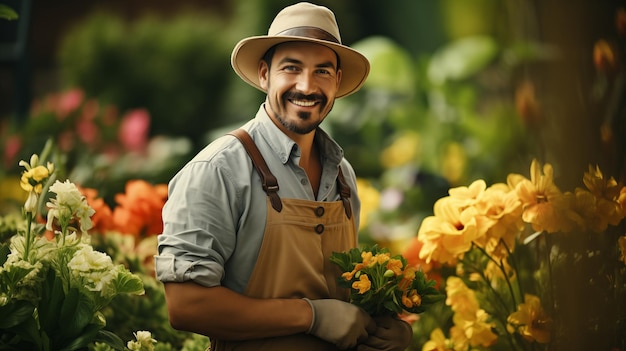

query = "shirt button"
[[300, 178, 308, 185], [314, 224, 325, 234], [315, 206, 325, 217]]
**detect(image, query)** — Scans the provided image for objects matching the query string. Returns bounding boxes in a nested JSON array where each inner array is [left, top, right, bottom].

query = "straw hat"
[[231, 2, 370, 98]]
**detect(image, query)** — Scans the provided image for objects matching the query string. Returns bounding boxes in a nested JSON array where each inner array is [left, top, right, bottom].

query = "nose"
[[295, 71, 316, 95]]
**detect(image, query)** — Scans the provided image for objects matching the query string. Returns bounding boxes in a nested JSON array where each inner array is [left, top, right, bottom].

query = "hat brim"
[[231, 36, 370, 98]]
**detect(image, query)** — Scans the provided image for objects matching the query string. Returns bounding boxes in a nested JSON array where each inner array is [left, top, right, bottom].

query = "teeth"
[[291, 99, 316, 107]]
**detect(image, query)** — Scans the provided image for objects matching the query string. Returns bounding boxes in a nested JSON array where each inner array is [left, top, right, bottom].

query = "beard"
[[270, 91, 332, 135]]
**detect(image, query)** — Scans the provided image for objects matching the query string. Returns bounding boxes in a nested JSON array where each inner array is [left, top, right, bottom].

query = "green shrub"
[[57, 11, 242, 148]]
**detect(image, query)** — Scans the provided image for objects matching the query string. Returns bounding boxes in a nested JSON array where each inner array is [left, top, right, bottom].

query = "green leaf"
[[38, 269, 65, 333], [1, 308, 43, 350], [0, 4, 18, 20], [114, 268, 145, 295], [93, 329, 125, 350], [58, 322, 102, 351], [0, 300, 35, 328], [58, 287, 94, 342], [0, 243, 10, 265], [427, 35, 498, 85], [351, 36, 416, 94]]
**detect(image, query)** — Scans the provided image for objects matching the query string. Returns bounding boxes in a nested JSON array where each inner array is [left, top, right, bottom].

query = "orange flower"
[[352, 274, 371, 294], [79, 186, 114, 233], [507, 294, 552, 343], [342, 263, 364, 280], [402, 236, 434, 273], [617, 7, 626, 37], [112, 180, 168, 237], [593, 39, 619, 74], [515, 80, 542, 128]]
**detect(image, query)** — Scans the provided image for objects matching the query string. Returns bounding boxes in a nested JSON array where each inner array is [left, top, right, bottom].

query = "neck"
[[299, 137, 322, 198]]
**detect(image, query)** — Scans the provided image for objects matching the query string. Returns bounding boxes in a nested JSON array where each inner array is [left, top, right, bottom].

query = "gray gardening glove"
[[357, 315, 413, 351], [303, 298, 376, 350]]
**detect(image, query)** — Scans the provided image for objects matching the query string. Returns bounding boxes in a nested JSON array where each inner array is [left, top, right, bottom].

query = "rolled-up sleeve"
[[155, 155, 241, 287]]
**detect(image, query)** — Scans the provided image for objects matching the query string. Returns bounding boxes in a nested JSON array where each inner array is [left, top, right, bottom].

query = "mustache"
[[283, 91, 327, 103]]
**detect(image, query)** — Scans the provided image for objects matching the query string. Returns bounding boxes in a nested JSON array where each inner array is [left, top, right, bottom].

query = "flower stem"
[[23, 213, 33, 261], [474, 243, 519, 309]]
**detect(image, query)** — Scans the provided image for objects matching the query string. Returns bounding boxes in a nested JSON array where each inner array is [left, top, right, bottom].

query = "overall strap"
[[228, 129, 283, 212], [336, 167, 352, 219]]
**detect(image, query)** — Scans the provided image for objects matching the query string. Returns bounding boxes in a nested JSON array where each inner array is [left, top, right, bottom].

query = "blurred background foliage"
[[1, 0, 625, 349]]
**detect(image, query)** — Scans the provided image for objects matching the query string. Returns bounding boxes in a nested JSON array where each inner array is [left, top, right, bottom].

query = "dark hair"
[[261, 42, 341, 70]]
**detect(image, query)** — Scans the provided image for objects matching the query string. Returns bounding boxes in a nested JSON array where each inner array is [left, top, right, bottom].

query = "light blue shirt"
[[155, 104, 361, 294]]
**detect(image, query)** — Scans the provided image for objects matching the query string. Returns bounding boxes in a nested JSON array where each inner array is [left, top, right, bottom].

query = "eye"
[[316, 68, 331, 75], [283, 65, 300, 72]]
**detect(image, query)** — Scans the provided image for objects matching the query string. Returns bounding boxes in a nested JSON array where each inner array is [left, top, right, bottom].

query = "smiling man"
[[155, 3, 412, 351]]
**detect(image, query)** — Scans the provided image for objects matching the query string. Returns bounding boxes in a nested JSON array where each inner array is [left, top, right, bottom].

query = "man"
[[155, 2, 412, 350]]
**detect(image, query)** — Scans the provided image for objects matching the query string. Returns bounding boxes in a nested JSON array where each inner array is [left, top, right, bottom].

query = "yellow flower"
[[452, 309, 498, 348], [445, 276, 480, 319], [386, 258, 403, 276], [372, 252, 391, 266], [401, 289, 422, 308], [508, 159, 569, 233], [422, 328, 455, 351], [418, 196, 479, 264], [356, 178, 380, 229], [361, 251, 374, 266], [341, 263, 364, 281], [398, 265, 417, 291], [582, 164, 624, 229], [352, 274, 371, 294], [20, 166, 51, 194], [380, 131, 421, 169], [473, 183, 523, 259], [507, 294, 552, 343]]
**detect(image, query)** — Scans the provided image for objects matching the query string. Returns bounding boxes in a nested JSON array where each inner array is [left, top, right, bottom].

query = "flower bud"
[[593, 39, 619, 74], [616, 8, 626, 38], [384, 269, 395, 278]]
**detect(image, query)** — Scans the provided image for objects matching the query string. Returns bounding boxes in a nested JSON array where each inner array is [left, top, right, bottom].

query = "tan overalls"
[[212, 129, 357, 351]]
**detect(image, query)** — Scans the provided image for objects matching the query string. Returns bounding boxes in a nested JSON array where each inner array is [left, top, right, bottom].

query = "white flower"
[[67, 246, 116, 294], [46, 180, 95, 233], [24, 191, 38, 213], [127, 331, 156, 351]]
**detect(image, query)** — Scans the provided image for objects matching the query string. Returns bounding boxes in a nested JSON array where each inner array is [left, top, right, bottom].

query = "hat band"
[[275, 26, 340, 44]]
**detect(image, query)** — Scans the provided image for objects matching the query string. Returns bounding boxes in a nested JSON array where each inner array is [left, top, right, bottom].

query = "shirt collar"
[[253, 104, 344, 166]]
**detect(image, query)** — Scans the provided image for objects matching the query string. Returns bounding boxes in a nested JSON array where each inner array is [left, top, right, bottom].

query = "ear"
[[336, 68, 342, 90], [258, 60, 269, 90]]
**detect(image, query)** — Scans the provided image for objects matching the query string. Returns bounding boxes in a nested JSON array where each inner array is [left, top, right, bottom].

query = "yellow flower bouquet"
[[330, 245, 443, 316]]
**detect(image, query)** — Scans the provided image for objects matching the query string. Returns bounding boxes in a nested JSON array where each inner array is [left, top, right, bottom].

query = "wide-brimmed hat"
[[231, 2, 370, 98]]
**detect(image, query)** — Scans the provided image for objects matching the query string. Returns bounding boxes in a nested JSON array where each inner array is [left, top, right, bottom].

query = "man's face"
[[259, 41, 342, 136]]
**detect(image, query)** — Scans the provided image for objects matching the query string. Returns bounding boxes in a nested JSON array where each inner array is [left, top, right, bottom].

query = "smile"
[[290, 99, 318, 107]]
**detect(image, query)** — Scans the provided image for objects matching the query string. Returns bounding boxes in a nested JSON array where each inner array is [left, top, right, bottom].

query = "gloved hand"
[[303, 298, 376, 349], [357, 315, 413, 351]]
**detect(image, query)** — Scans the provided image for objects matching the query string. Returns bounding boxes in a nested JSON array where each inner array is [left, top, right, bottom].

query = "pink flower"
[[55, 89, 84, 120], [76, 117, 99, 146], [3, 135, 22, 168], [118, 109, 150, 152]]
